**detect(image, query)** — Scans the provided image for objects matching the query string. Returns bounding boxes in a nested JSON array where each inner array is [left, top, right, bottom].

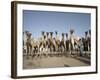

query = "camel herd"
[[23, 29, 91, 58]]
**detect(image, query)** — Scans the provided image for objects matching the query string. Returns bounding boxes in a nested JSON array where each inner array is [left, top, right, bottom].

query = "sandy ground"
[[23, 54, 90, 69]]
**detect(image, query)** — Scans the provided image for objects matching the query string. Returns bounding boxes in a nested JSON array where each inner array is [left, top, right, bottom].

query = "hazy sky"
[[23, 10, 90, 39]]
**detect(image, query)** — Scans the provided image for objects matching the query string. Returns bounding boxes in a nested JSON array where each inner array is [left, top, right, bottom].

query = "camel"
[[24, 31, 32, 58], [69, 29, 79, 55]]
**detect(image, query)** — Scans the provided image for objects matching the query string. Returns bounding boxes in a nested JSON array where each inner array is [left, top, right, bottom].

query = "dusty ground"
[[23, 53, 90, 69]]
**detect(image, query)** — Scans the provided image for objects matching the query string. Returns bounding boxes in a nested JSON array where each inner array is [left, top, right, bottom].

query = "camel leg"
[[26, 43, 29, 59]]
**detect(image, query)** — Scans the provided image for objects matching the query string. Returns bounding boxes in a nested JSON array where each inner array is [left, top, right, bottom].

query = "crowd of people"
[[23, 29, 91, 58]]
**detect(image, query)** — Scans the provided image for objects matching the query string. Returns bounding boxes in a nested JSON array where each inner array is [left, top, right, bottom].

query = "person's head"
[[55, 31, 58, 35], [41, 31, 45, 36], [89, 29, 91, 35], [79, 38, 81, 41], [50, 32, 53, 37], [85, 31, 88, 36], [29, 33, 32, 37], [46, 32, 49, 36], [70, 29, 74, 34], [66, 33, 68, 37], [44, 35, 46, 39]]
